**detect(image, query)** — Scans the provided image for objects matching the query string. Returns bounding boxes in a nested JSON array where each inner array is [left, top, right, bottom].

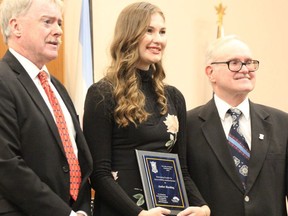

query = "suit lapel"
[[3, 51, 65, 154], [200, 100, 245, 192], [245, 102, 271, 192], [3, 50, 92, 184]]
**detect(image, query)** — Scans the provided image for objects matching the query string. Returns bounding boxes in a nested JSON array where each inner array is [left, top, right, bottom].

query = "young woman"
[[83, 2, 210, 216]]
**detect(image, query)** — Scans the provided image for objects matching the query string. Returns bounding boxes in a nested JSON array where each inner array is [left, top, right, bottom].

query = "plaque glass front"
[[136, 150, 188, 215]]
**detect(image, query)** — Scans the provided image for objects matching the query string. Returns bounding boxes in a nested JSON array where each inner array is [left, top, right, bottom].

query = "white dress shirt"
[[214, 94, 252, 150]]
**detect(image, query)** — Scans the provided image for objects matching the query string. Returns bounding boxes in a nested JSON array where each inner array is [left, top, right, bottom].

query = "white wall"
[[92, 0, 288, 112]]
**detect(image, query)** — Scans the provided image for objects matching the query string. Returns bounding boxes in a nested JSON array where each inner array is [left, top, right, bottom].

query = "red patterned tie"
[[38, 71, 81, 200]]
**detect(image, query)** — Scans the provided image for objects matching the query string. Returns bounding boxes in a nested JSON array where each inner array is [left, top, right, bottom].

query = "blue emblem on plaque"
[[150, 161, 158, 173]]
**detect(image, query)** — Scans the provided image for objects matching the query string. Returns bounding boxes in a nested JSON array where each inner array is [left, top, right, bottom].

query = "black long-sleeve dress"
[[83, 69, 205, 216]]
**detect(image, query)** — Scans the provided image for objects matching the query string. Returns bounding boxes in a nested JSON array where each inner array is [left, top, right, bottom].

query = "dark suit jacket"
[[187, 99, 288, 216], [0, 51, 93, 216]]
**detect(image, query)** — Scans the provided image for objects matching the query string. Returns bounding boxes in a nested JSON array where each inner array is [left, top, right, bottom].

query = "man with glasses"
[[186, 35, 288, 215]]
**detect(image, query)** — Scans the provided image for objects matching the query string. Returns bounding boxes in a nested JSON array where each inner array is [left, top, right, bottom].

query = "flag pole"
[[89, 0, 94, 83]]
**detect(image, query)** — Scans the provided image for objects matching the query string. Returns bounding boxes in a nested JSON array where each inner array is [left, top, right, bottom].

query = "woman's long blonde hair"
[[105, 2, 167, 127]]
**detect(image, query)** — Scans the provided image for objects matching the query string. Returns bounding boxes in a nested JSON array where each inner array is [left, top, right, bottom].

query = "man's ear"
[[205, 65, 215, 82], [9, 18, 21, 37]]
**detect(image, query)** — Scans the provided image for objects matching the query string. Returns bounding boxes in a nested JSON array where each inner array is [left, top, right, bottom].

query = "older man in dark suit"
[[186, 35, 288, 215], [0, 0, 92, 215]]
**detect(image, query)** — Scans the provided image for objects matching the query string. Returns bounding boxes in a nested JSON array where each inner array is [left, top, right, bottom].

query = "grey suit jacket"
[[187, 98, 288, 216], [0, 51, 93, 216]]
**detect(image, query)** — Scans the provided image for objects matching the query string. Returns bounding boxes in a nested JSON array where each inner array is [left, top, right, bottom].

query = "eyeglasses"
[[211, 59, 260, 72]]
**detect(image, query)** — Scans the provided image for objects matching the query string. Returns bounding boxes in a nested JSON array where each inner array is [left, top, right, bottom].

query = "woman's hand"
[[138, 207, 171, 216], [177, 205, 210, 216]]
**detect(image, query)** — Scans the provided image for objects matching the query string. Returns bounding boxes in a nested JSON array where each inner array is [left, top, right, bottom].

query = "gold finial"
[[215, 3, 226, 38]]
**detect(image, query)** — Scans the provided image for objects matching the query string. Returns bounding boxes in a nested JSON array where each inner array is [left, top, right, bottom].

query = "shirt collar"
[[9, 48, 49, 80], [214, 94, 250, 120]]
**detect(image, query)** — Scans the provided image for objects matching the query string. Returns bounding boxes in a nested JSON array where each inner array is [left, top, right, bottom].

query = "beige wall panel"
[[91, 0, 288, 112]]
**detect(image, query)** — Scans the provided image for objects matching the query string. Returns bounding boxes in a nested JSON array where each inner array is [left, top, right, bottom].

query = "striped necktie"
[[38, 71, 81, 200], [227, 108, 250, 189]]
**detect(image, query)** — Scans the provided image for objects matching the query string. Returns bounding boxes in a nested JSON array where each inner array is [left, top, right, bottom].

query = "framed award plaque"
[[135, 150, 189, 215]]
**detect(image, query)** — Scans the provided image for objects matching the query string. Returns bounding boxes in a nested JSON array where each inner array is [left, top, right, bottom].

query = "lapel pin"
[[259, 134, 264, 140]]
